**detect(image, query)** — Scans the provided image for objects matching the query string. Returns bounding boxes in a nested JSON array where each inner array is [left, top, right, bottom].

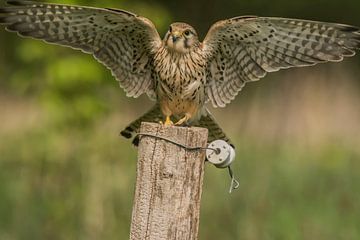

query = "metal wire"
[[138, 133, 220, 153], [228, 166, 240, 193], [138, 132, 239, 193]]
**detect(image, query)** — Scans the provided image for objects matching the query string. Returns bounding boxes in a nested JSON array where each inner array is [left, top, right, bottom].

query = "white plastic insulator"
[[206, 140, 235, 168]]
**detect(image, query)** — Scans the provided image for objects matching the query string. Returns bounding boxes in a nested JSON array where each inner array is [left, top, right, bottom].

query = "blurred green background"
[[1, 0, 360, 239]]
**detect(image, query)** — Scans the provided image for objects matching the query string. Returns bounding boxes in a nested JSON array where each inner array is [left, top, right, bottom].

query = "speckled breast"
[[153, 47, 207, 117]]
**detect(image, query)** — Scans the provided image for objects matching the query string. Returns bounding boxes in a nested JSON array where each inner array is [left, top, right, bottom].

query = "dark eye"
[[169, 26, 172, 32], [184, 30, 191, 36]]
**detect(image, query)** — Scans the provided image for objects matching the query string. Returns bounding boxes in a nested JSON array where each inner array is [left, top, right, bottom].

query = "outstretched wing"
[[0, 0, 162, 98], [203, 17, 360, 107]]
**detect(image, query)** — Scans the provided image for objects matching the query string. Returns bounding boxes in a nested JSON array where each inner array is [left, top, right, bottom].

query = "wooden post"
[[130, 122, 208, 240]]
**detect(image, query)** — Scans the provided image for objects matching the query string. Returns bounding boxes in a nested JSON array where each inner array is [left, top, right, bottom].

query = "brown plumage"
[[1, 1, 359, 146]]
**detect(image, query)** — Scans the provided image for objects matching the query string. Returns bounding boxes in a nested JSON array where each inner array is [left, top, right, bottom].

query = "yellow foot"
[[160, 116, 174, 127], [175, 115, 189, 126]]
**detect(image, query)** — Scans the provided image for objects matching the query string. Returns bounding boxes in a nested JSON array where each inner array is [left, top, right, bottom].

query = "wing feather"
[[203, 17, 360, 108], [0, 0, 162, 98]]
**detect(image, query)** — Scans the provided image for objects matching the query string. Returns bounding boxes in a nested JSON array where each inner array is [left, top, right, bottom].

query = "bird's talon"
[[174, 121, 183, 126], [164, 121, 174, 127], [161, 116, 174, 127], [175, 116, 189, 126]]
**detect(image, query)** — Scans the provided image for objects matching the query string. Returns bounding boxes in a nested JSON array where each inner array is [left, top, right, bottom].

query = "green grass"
[[0, 116, 359, 240], [201, 142, 360, 240]]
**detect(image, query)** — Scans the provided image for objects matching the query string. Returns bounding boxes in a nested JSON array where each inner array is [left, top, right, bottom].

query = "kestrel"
[[1, 1, 359, 146]]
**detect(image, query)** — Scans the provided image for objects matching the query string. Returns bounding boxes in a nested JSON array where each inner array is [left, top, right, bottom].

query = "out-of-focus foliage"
[[0, 0, 359, 239]]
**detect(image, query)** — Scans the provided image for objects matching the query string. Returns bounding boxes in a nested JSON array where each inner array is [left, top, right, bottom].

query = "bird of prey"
[[1, 1, 359, 146]]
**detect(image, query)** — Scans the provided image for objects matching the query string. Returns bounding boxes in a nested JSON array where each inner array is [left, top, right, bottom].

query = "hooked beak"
[[172, 31, 181, 43]]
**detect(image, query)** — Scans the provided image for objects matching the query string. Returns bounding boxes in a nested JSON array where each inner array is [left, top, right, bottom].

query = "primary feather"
[[203, 17, 360, 107], [0, 0, 162, 98]]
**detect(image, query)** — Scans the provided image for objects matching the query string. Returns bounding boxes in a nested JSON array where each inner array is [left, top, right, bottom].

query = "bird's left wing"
[[0, 0, 162, 98], [203, 17, 360, 108]]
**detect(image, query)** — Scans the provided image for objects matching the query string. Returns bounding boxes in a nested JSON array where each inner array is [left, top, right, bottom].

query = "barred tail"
[[196, 109, 235, 148], [120, 103, 162, 146], [120, 105, 234, 148]]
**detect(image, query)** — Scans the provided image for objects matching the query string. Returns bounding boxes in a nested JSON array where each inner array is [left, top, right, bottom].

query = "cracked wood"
[[130, 122, 208, 240]]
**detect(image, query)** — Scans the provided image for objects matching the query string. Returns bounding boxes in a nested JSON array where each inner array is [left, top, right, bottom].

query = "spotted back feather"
[[0, 0, 162, 98], [203, 17, 360, 108]]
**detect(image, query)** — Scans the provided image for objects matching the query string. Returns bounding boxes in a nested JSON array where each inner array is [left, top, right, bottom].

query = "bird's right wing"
[[0, 0, 162, 98], [202, 17, 360, 108]]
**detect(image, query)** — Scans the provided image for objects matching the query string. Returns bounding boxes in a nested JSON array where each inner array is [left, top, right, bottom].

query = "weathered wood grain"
[[130, 122, 208, 240]]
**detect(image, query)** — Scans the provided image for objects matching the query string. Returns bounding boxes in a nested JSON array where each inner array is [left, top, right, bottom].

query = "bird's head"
[[164, 22, 199, 54]]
